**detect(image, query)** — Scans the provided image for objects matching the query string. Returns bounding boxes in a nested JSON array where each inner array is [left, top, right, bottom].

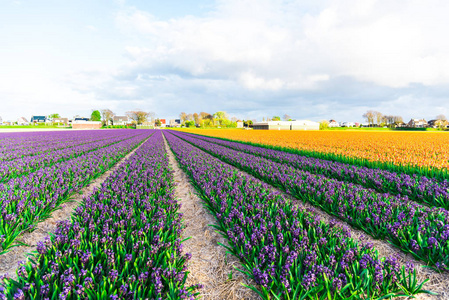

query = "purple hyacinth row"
[[170, 131, 449, 271], [0, 131, 116, 161], [0, 130, 200, 299], [0, 131, 143, 181], [0, 130, 152, 254], [182, 132, 449, 209], [164, 131, 429, 299]]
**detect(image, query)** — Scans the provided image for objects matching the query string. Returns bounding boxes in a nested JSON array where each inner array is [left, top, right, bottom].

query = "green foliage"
[[155, 119, 162, 127], [319, 120, 329, 130], [272, 116, 281, 121], [91, 110, 101, 121], [48, 113, 60, 119], [184, 120, 195, 127]]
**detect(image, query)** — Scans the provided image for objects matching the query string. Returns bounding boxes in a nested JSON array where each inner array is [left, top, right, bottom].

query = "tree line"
[[179, 111, 243, 128], [362, 110, 448, 128]]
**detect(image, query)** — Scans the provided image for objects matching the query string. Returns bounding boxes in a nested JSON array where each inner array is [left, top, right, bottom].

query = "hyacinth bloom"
[[164, 131, 430, 299], [182, 131, 449, 210], [0, 130, 152, 254], [180, 129, 449, 179], [0, 130, 144, 181], [170, 131, 449, 271], [0, 131, 200, 299]]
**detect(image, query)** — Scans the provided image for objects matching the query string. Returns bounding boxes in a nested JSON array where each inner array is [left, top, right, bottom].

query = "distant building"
[[74, 117, 90, 122], [0, 116, 3, 125], [31, 116, 47, 123], [253, 120, 319, 130], [237, 121, 244, 128], [340, 122, 355, 127], [160, 119, 167, 128], [72, 121, 102, 130], [169, 119, 181, 127], [407, 119, 427, 128], [328, 120, 339, 127], [428, 119, 449, 128], [53, 118, 69, 125], [113, 116, 129, 125], [17, 117, 29, 125]]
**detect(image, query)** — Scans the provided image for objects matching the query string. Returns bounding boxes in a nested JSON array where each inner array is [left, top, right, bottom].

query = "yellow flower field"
[[180, 129, 449, 170]]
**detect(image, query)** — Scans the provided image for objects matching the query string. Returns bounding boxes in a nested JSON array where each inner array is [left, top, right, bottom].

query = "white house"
[[328, 120, 339, 127], [17, 117, 29, 125], [113, 116, 129, 125], [407, 119, 428, 128], [340, 122, 355, 127]]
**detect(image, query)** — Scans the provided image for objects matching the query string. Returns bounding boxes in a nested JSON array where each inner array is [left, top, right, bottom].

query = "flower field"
[[180, 129, 449, 179], [1, 128, 447, 299]]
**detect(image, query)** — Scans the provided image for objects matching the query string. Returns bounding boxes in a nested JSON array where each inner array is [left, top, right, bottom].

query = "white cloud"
[[114, 0, 449, 90]]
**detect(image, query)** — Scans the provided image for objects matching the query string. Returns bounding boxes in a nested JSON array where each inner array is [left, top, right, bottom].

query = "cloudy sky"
[[1, 0, 448, 122]]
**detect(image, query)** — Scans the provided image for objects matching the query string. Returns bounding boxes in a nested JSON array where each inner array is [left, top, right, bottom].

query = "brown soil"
[[0, 136, 150, 280], [163, 134, 259, 300]]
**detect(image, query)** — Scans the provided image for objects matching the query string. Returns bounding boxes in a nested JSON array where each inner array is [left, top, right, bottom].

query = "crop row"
[[0, 131, 143, 182], [0, 131, 151, 255], [0, 131, 200, 299], [164, 131, 430, 299], [181, 129, 449, 181], [182, 132, 449, 210], [170, 131, 449, 271], [0, 131, 118, 160]]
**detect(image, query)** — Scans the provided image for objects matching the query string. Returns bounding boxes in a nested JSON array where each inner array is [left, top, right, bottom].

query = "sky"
[[1, 0, 449, 123]]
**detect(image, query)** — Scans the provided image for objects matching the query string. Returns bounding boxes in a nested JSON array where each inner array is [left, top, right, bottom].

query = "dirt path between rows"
[[0, 136, 151, 280], [170, 133, 448, 300], [163, 133, 259, 300]]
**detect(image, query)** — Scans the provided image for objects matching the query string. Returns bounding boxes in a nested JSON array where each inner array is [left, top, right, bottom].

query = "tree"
[[393, 116, 403, 126], [186, 113, 194, 121], [243, 120, 253, 128], [126, 109, 150, 125], [374, 111, 383, 126], [91, 110, 101, 121], [362, 110, 375, 126], [193, 113, 199, 124], [319, 120, 329, 130], [200, 112, 212, 120], [101, 109, 115, 126], [283, 114, 291, 121], [180, 112, 187, 123], [155, 119, 162, 127], [48, 113, 60, 119], [436, 114, 447, 121], [272, 116, 281, 121], [213, 111, 229, 126], [213, 111, 228, 120], [185, 120, 195, 127], [148, 111, 156, 123]]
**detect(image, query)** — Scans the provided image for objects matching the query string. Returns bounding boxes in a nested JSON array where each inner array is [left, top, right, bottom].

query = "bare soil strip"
[[0, 136, 151, 280], [170, 135, 448, 299], [163, 134, 259, 300]]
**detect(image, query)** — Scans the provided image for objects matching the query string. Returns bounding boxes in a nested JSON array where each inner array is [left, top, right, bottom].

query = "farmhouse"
[[169, 119, 181, 127], [53, 118, 69, 125], [407, 119, 428, 128], [17, 117, 29, 125], [253, 120, 319, 130], [31, 115, 46, 123], [328, 120, 339, 127], [113, 116, 129, 125]]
